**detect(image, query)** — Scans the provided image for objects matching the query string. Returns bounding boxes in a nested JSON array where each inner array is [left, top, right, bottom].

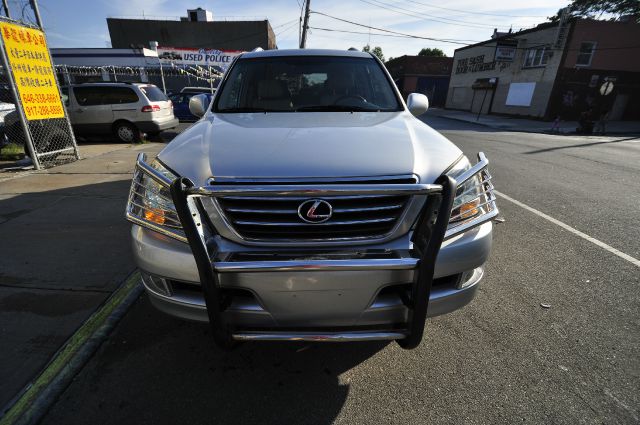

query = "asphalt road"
[[40, 115, 639, 425]]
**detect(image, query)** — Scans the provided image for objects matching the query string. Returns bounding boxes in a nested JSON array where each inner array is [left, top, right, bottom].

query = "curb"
[[0, 272, 143, 425], [439, 114, 554, 133], [435, 114, 640, 136]]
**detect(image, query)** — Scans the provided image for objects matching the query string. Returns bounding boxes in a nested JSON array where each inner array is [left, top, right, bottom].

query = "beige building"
[[446, 21, 568, 118]]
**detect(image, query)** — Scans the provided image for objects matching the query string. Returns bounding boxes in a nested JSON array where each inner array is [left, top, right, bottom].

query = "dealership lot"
[[27, 115, 639, 424]]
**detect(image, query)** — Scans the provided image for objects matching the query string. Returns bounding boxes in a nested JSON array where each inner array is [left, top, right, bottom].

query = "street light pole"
[[150, 41, 167, 94]]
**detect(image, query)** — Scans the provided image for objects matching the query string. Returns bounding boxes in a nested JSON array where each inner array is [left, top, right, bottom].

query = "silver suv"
[[63, 82, 178, 142], [126, 49, 498, 349]]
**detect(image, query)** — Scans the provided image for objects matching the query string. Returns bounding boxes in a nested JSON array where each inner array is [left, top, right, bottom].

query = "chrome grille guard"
[[166, 167, 455, 350], [445, 152, 499, 240]]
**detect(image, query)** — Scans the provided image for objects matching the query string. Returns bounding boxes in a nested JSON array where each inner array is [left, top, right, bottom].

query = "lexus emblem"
[[298, 199, 333, 224]]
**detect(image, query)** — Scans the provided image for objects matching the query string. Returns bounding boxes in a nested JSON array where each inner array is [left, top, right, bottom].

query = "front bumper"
[[144, 265, 483, 327], [133, 221, 491, 331]]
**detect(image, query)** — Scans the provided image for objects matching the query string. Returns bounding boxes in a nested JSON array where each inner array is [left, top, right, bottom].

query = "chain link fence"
[[55, 64, 222, 94], [0, 14, 79, 170]]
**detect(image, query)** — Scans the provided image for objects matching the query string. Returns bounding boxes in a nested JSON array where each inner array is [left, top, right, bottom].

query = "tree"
[[418, 47, 447, 57], [362, 44, 385, 62], [548, 0, 639, 21]]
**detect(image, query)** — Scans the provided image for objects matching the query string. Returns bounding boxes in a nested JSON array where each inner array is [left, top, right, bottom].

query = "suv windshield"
[[214, 56, 402, 113]]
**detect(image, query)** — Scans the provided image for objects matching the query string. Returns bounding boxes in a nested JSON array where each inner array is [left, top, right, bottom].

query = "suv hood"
[[158, 111, 462, 185]]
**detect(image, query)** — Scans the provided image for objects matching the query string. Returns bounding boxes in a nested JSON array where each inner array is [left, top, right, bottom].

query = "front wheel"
[[113, 122, 140, 143]]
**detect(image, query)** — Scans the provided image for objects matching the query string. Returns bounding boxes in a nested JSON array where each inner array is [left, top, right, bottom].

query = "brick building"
[[107, 8, 277, 52], [445, 17, 640, 121], [385, 56, 453, 107]]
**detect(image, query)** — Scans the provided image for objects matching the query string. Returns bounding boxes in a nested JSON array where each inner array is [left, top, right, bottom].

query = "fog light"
[[141, 272, 172, 296], [457, 267, 483, 289]]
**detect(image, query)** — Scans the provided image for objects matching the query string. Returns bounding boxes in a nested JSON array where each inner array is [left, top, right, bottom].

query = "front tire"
[[113, 122, 140, 143]]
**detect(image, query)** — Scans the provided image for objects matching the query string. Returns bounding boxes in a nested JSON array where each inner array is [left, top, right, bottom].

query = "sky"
[[29, 0, 570, 58]]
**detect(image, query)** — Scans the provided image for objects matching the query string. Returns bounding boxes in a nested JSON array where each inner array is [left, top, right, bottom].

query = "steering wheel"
[[334, 94, 367, 105]]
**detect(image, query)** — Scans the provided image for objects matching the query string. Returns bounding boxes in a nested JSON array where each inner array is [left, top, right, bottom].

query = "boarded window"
[[451, 87, 467, 105], [505, 82, 536, 107]]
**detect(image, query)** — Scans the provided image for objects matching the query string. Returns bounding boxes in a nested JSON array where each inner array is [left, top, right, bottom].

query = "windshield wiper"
[[295, 105, 381, 112]]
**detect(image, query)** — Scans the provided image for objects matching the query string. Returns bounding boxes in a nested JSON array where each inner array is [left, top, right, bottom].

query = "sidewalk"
[[428, 108, 640, 135], [0, 142, 163, 413]]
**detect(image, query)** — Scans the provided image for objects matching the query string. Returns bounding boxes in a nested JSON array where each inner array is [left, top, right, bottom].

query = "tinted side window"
[[61, 87, 69, 107], [73, 86, 107, 106], [105, 87, 139, 104], [169, 94, 186, 104], [139, 86, 167, 102]]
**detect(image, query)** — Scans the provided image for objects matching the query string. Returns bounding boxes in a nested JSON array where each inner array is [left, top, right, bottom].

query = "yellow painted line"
[[0, 272, 141, 425]]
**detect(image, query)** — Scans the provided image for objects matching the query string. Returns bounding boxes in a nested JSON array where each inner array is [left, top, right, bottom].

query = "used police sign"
[[0, 21, 65, 120], [157, 46, 243, 70]]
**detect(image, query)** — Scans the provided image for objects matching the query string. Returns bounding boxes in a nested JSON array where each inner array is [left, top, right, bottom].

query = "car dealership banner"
[[157, 47, 243, 71]]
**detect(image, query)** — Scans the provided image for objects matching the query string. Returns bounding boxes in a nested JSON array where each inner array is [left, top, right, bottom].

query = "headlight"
[[444, 153, 498, 238], [126, 155, 187, 242], [447, 156, 481, 223]]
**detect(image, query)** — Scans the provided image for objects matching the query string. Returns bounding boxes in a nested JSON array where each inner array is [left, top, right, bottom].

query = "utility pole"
[[300, 0, 311, 49]]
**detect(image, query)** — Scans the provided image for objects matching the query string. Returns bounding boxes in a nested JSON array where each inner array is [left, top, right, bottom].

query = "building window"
[[523, 47, 549, 68], [576, 42, 596, 66]]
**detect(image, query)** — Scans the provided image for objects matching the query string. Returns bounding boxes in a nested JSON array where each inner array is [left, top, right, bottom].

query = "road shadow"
[[77, 124, 186, 145], [524, 136, 639, 154], [41, 295, 387, 425], [0, 179, 142, 410]]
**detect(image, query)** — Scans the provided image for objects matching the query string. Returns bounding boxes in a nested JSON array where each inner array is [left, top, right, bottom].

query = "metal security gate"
[[0, 11, 79, 170]]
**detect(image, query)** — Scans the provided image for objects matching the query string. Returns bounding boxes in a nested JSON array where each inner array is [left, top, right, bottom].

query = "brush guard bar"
[[165, 173, 454, 350]]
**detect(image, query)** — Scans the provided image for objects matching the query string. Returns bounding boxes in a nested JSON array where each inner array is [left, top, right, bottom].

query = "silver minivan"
[[63, 83, 178, 142]]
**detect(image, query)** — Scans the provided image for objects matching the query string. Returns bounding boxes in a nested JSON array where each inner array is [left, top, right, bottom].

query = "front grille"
[[214, 177, 417, 241]]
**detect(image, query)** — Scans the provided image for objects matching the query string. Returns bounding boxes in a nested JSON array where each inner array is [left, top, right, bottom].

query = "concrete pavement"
[[0, 141, 164, 414]]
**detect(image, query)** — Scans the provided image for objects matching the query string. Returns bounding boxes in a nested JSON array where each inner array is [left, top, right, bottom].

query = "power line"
[[309, 26, 479, 43], [358, 0, 517, 31], [275, 19, 300, 38], [399, 0, 549, 19], [310, 12, 640, 53], [311, 10, 485, 44]]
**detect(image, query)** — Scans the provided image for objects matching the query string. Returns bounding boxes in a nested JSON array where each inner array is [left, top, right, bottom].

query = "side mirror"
[[189, 93, 209, 117], [406, 93, 429, 116]]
